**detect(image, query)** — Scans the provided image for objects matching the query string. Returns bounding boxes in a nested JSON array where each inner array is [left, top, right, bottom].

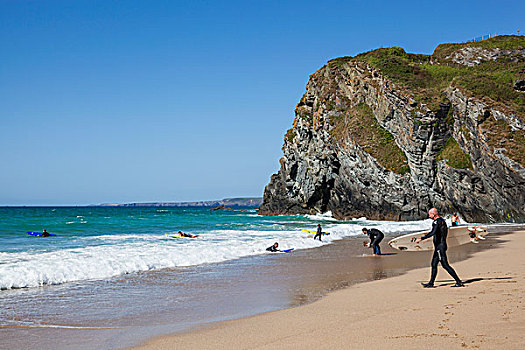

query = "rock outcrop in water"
[[260, 36, 525, 223], [210, 205, 233, 211]]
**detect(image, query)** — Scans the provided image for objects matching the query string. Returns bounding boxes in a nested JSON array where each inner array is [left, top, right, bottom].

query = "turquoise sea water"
[[0, 206, 433, 290]]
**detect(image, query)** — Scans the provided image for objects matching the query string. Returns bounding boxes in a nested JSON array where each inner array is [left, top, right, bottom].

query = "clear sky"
[[1, 0, 523, 205]]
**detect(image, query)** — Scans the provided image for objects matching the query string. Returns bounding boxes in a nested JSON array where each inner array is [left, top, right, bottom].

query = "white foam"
[[0, 230, 321, 290], [4, 320, 117, 329], [304, 211, 339, 221]]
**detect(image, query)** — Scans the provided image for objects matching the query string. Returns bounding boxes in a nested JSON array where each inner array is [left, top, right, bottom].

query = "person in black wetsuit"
[[362, 228, 384, 255], [266, 242, 279, 252], [42, 229, 50, 237], [314, 224, 323, 241], [415, 208, 464, 288], [178, 231, 198, 238]]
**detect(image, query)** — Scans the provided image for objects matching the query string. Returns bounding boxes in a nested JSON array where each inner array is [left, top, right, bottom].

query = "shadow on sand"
[[427, 276, 513, 287]]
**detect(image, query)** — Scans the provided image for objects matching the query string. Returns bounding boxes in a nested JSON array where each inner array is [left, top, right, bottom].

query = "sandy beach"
[[132, 230, 525, 350]]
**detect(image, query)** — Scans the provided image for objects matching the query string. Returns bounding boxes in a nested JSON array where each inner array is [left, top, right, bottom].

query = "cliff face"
[[260, 36, 525, 222]]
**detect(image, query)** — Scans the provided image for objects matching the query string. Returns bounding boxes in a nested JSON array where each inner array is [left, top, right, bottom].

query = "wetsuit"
[[42, 231, 50, 237], [266, 245, 279, 252], [367, 228, 384, 255], [421, 217, 462, 285], [314, 226, 322, 241]]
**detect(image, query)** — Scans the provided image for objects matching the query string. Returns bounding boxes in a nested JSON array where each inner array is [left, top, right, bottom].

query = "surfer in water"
[[178, 231, 198, 238], [362, 228, 384, 255], [415, 208, 464, 288], [314, 224, 323, 241], [42, 229, 50, 237], [266, 242, 279, 252]]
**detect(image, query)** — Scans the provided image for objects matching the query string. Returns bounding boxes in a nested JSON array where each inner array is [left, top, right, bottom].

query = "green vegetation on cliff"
[[285, 128, 296, 142], [432, 35, 525, 60], [353, 35, 525, 166], [355, 47, 450, 110], [332, 103, 410, 174], [356, 36, 525, 116], [436, 137, 473, 169]]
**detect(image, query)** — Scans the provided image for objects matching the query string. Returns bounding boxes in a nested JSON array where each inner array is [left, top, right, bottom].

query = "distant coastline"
[[98, 197, 262, 208], [0, 197, 262, 208]]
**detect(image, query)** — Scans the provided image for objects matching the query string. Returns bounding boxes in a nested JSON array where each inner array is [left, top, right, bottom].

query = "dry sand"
[[132, 231, 525, 350]]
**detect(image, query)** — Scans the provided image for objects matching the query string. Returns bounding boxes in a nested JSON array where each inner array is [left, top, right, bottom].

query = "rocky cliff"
[[260, 35, 525, 222]]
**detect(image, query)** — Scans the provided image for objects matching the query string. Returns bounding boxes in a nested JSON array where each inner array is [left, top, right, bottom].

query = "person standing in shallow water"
[[416, 208, 464, 288], [362, 228, 384, 255], [314, 224, 323, 241]]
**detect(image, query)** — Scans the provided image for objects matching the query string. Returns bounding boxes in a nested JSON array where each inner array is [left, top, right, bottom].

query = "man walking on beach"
[[416, 208, 464, 288]]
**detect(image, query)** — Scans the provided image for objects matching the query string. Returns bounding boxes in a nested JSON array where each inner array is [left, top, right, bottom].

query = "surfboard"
[[302, 229, 330, 235], [165, 233, 200, 239], [388, 225, 488, 251], [27, 231, 56, 237], [279, 248, 294, 253], [268, 248, 294, 253]]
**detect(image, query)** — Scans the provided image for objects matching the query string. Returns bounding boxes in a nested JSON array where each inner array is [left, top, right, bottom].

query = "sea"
[[0, 206, 485, 349]]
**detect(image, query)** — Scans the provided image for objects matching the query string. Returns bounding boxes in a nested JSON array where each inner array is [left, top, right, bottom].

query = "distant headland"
[[98, 197, 262, 208]]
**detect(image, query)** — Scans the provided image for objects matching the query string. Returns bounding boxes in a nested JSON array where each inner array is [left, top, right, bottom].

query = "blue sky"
[[1, 0, 523, 205]]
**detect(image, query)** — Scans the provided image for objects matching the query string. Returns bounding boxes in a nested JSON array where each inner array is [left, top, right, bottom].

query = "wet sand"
[[132, 229, 525, 350]]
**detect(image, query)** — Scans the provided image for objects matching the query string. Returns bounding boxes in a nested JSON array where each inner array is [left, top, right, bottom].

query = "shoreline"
[[131, 229, 525, 350], [1, 221, 451, 350]]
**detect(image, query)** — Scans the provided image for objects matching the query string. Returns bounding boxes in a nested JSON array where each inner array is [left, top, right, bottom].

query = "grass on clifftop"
[[332, 103, 410, 174], [355, 47, 448, 110], [355, 36, 525, 117], [432, 35, 525, 61], [436, 137, 473, 169]]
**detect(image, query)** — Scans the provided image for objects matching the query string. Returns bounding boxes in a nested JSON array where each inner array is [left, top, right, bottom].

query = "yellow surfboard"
[[165, 233, 200, 239], [302, 229, 330, 235]]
